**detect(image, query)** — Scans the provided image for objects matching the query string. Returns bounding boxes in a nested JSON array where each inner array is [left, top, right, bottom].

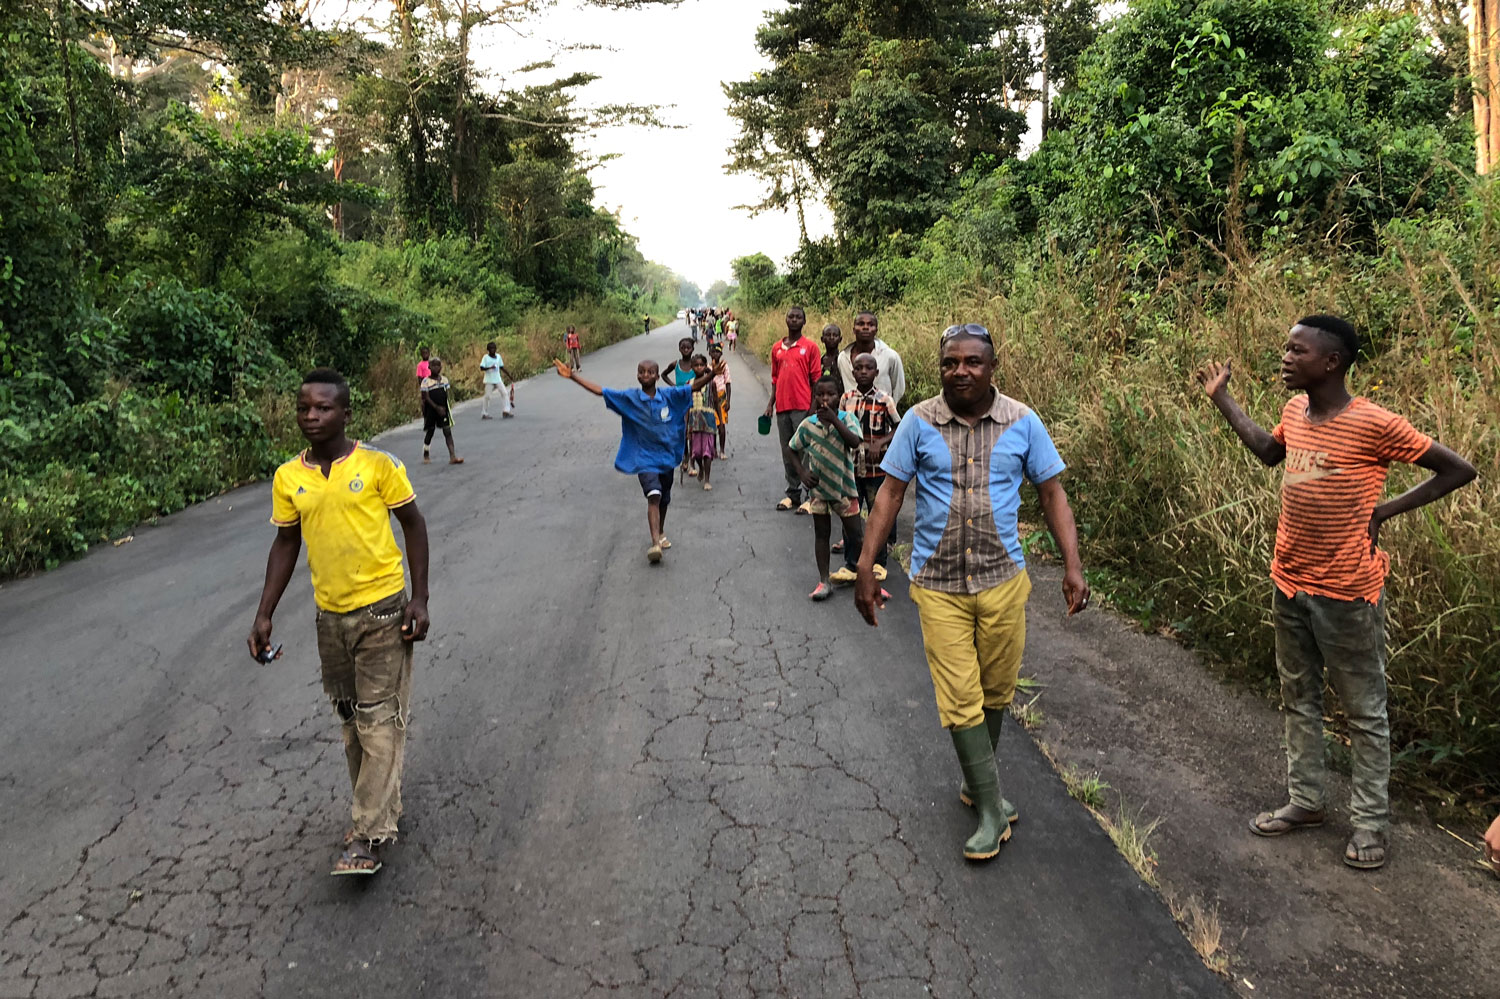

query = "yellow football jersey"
[[270, 442, 416, 612]]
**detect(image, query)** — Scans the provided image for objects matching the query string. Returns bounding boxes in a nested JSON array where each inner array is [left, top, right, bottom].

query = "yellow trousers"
[[910, 572, 1032, 730]]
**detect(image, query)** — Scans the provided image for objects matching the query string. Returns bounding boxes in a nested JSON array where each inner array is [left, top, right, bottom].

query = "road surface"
[[0, 322, 1227, 998]]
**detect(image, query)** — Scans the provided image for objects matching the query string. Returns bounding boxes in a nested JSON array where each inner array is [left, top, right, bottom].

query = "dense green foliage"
[[0, 2, 689, 577], [732, 0, 1499, 806]]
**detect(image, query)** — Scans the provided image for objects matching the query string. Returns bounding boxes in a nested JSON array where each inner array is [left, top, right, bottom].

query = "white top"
[[480, 353, 505, 385], [837, 339, 906, 403]]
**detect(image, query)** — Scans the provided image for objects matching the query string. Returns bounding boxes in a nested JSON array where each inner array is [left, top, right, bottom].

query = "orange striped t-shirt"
[[1270, 396, 1432, 603]]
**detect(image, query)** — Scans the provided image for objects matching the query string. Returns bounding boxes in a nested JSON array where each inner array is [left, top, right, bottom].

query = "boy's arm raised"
[[554, 359, 603, 397], [1195, 360, 1285, 467]]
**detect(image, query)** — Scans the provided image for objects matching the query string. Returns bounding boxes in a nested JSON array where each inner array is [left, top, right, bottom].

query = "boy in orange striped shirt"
[[1197, 315, 1475, 871]]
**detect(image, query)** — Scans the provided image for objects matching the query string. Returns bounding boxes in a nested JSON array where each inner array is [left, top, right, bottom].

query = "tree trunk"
[[1475, 0, 1500, 173], [1040, 0, 1051, 138]]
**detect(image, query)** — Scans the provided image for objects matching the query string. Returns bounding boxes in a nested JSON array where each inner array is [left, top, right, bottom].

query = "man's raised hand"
[[1195, 359, 1232, 399], [551, 358, 573, 379]]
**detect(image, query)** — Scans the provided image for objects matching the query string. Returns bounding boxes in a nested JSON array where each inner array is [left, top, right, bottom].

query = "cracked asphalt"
[[0, 322, 1228, 998]]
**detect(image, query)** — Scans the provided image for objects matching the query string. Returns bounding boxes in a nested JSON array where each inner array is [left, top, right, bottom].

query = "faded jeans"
[[315, 591, 414, 844], [776, 408, 809, 504], [1274, 589, 1390, 833]]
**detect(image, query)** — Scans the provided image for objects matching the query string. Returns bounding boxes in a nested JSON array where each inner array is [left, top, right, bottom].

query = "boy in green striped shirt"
[[789, 375, 868, 601]]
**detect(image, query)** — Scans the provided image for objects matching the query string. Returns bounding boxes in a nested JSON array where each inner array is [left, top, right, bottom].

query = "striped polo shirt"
[[881, 390, 1065, 594], [788, 411, 863, 503], [1270, 395, 1431, 603]]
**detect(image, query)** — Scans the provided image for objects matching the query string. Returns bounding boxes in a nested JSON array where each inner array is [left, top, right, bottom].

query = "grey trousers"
[[1273, 589, 1390, 832], [776, 408, 809, 504]]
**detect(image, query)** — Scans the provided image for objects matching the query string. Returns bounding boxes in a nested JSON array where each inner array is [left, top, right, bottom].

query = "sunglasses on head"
[[940, 323, 993, 344]]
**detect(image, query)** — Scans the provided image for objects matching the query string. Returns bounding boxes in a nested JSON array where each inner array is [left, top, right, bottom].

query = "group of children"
[[411, 340, 526, 465], [662, 336, 733, 490], [786, 354, 901, 603], [687, 307, 739, 351]]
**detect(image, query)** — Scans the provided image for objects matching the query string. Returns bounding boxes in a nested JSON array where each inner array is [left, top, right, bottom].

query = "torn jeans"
[[315, 591, 413, 844]]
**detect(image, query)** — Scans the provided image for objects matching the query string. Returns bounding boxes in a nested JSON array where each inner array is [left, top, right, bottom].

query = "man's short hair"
[[1296, 314, 1361, 370], [302, 367, 351, 406], [486, 341, 497, 350], [815, 374, 840, 390], [639, 359, 660, 371]]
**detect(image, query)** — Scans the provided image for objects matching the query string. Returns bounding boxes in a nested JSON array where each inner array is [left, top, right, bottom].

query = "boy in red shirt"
[[763, 306, 821, 511], [1197, 314, 1475, 870]]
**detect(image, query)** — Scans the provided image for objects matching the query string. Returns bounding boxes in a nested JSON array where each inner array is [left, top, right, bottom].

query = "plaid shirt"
[[880, 390, 1065, 595], [840, 386, 901, 478]]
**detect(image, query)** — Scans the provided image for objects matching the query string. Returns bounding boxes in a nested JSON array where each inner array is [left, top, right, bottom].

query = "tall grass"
[[746, 205, 1500, 806]]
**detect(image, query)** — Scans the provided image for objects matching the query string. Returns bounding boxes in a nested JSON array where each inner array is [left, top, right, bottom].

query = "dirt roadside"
[[1022, 561, 1498, 999]]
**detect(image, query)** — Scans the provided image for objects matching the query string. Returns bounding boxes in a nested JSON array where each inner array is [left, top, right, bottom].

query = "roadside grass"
[[1165, 892, 1230, 975]]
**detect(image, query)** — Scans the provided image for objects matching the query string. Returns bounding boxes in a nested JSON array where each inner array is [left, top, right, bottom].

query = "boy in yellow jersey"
[[247, 368, 431, 877]]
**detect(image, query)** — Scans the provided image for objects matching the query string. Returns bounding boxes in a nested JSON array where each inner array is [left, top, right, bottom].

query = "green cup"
[[757, 414, 773, 436]]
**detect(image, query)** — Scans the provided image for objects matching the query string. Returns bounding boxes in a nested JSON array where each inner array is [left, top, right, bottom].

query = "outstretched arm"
[[690, 360, 727, 392], [1368, 441, 1477, 551], [1195, 360, 1286, 467], [553, 359, 603, 397]]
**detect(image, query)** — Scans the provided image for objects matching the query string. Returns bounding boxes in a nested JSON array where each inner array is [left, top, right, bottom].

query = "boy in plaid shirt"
[[834, 353, 901, 582]]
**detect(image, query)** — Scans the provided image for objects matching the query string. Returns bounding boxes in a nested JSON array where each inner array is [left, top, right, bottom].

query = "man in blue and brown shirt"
[[855, 324, 1089, 862]]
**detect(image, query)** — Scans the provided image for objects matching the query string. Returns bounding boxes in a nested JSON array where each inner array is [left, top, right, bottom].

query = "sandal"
[[776, 498, 795, 511], [809, 582, 833, 602], [1249, 803, 1326, 837], [1344, 828, 1387, 870], [831, 540, 845, 553], [331, 840, 382, 876]]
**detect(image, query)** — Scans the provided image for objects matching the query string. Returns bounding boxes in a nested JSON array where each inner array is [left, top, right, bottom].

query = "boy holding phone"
[[247, 368, 431, 877]]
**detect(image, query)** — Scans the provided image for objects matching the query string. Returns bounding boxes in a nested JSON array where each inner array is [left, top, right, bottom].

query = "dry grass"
[[745, 214, 1500, 805], [1166, 892, 1230, 975]]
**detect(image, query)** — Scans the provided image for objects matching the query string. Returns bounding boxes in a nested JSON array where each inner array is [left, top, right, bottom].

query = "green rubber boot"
[[951, 723, 1011, 860], [958, 708, 1018, 824]]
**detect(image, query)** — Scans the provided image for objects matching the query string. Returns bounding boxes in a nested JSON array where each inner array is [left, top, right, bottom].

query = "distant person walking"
[[247, 367, 431, 877], [855, 324, 1088, 861], [1196, 315, 1476, 871], [415, 346, 432, 396], [643, 314, 652, 334], [420, 359, 464, 464], [565, 325, 583, 371], [479, 342, 514, 420], [764, 306, 822, 512], [837, 311, 906, 404]]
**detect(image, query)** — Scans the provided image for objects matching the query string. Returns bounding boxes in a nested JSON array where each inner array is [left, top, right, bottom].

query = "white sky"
[[471, 0, 833, 293]]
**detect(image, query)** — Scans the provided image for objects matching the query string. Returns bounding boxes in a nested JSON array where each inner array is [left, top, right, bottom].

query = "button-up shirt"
[[840, 385, 901, 478], [880, 389, 1065, 594], [837, 339, 907, 403]]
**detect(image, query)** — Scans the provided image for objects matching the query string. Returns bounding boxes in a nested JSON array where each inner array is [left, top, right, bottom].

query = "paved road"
[[0, 323, 1227, 998]]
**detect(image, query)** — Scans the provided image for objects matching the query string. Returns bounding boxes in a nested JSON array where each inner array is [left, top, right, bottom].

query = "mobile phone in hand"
[[256, 642, 283, 664]]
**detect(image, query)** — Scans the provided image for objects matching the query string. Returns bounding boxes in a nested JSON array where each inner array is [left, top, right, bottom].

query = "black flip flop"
[[331, 840, 383, 876]]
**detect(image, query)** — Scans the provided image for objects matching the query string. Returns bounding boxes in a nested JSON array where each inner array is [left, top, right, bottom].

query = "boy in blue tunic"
[[554, 356, 723, 563]]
